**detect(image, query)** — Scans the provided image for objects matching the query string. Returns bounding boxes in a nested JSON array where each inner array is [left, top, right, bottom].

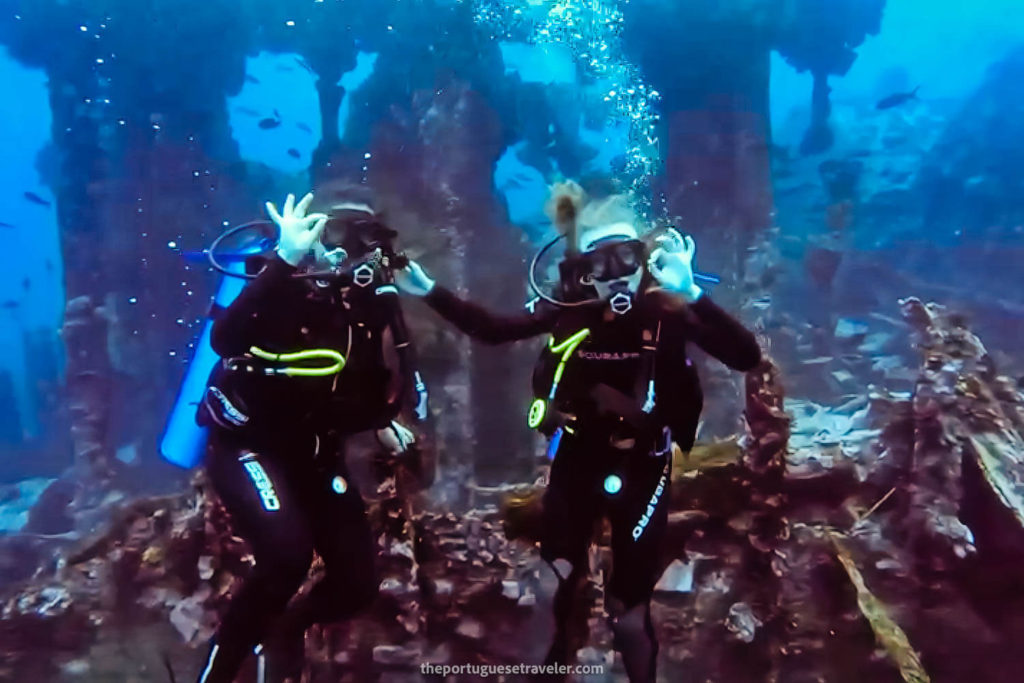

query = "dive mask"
[[583, 239, 646, 282], [318, 211, 407, 287], [323, 211, 398, 260]]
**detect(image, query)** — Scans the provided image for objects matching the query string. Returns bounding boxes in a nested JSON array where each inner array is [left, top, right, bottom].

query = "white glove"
[[395, 260, 436, 297], [376, 420, 416, 454], [648, 228, 702, 303], [265, 192, 329, 266]]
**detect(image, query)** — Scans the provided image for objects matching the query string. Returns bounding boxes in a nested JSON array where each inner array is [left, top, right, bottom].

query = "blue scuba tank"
[[159, 258, 248, 468]]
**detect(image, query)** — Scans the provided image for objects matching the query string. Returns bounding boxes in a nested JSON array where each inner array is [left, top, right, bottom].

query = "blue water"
[[0, 0, 1016, 452]]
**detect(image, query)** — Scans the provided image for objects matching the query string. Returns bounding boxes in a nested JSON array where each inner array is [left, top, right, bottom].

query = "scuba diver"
[[394, 183, 761, 682], [194, 190, 424, 683]]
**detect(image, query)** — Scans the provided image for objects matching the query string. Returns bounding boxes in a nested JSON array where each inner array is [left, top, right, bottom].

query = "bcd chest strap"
[[528, 318, 662, 435]]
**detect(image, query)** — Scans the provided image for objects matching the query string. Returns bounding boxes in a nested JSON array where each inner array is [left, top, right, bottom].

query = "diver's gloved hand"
[[266, 192, 329, 266], [395, 261, 436, 297], [648, 228, 703, 303], [376, 420, 416, 454]]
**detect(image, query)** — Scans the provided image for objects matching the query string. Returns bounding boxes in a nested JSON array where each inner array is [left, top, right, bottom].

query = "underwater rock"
[[725, 602, 762, 643], [898, 298, 1024, 554], [168, 591, 211, 643], [0, 474, 239, 679], [654, 559, 696, 594], [0, 478, 54, 533], [372, 644, 421, 666], [919, 48, 1024, 239], [5, 292, 1024, 681], [23, 477, 76, 535]]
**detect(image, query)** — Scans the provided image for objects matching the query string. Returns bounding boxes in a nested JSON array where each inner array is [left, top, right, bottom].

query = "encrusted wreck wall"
[[7, 297, 1024, 681]]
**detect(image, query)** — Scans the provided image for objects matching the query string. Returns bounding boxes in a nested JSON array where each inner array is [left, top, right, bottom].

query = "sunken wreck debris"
[[4, 300, 1024, 681], [61, 296, 114, 476]]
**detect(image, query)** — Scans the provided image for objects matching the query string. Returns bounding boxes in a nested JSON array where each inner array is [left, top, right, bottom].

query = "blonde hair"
[[545, 181, 642, 250], [544, 180, 586, 228], [577, 194, 640, 235]]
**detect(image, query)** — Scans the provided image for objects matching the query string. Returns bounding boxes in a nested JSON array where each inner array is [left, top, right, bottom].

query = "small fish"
[[244, 74, 260, 85], [276, 64, 296, 72], [0, 221, 14, 228], [258, 117, 281, 130], [2, 300, 19, 310], [295, 122, 313, 134], [23, 191, 52, 206], [45, 259, 54, 271], [234, 106, 260, 117], [803, 356, 834, 365], [287, 148, 301, 159], [294, 56, 314, 74], [22, 278, 30, 291], [747, 296, 772, 310], [876, 86, 920, 110]]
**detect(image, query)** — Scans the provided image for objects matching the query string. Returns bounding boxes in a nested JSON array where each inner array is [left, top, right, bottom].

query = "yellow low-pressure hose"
[[248, 346, 346, 377]]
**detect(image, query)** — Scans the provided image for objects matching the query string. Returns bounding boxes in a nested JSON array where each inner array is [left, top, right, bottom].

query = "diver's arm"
[[681, 296, 762, 372], [211, 193, 327, 357], [396, 260, 556, 343], [423, 286, 556, 345], [647, 229, 760, 371], [210, 255, 297, 357]]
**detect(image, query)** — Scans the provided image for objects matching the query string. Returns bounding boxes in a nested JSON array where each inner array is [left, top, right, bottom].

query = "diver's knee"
[[607, 600, 650, 642]]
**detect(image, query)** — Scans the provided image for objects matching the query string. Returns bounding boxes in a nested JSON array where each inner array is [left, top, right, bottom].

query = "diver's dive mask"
[[582, 238, 646, 315], [313, 208, 406, 286], [583, 239, 645, 282]]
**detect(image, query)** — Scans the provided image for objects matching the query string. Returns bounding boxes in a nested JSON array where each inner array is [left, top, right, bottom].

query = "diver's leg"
[[605, 451, 671, 683], [538, 437, 600, 674], [197, 432, 314, 683], [605, 600, 658, 683], [542, 556, 589, 672], [263, 455, 378, 681]]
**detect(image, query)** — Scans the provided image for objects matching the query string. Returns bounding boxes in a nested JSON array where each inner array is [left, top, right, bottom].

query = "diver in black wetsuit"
[[396, 184, 761, 682], [194, 191, 422, 683]]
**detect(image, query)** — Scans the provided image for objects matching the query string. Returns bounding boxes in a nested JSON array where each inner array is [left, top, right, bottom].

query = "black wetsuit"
[[195, 256, 401, 682], [423, 285, 761, 680]]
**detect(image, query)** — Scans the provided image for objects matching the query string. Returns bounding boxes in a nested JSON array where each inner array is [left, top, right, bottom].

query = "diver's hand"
[[376, 420, 416, 454], [648, 228, 702, 303], [266, 192, 329, 266], [395, 261, 436, 297]]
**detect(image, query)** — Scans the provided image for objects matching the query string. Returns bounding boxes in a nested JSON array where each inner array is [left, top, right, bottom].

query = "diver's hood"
[[578, 221, 639, 252]]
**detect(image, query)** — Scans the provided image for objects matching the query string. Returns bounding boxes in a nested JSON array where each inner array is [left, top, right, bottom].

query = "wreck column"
[[416, 80, 533, 490], [622, 4, 775, 440]]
